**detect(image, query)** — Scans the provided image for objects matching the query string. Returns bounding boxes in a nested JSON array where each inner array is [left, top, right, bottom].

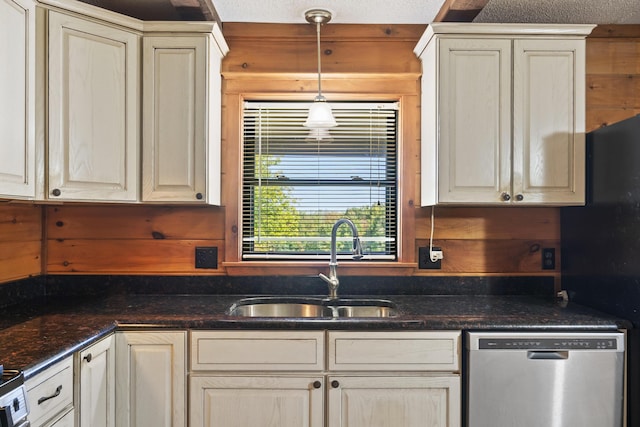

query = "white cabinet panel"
[[78, 334, 115, 427], [191, 330, 325, 371], [415, 23, 593, 206], [48, 10, 139, 201], [328, 375, 460, 427], [190, 376, 324, 427], [437, 38, 512, 204], [115, 331, 186, 427], [142, 25, 227, 204], [0, 0, 36, 199], [513, 39, 586, 204], [26, 357, 74, 427], [142, 36, 206, 202]]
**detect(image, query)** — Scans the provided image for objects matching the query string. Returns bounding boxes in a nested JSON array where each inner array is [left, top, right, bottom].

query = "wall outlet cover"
[[419, 246, 442, 269], [195, 247, 218, 269]]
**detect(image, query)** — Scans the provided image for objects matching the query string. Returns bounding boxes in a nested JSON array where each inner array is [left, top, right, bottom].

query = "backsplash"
[[0, 275, 555, 309]]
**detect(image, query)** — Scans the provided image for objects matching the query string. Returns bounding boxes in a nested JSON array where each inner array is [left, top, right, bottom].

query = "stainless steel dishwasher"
[[466, 331, 625, 427]]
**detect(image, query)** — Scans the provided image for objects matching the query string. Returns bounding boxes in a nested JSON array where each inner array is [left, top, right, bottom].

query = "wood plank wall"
[[1, 24, 639, 285], [586, 25, 640, 130], [0, 205, 42, 282]]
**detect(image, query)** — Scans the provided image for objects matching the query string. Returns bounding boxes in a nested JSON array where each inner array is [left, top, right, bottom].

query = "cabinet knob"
[[52, 188, 61, 197], [83, 353, 92, 363], [331, 380, 340, 388], [501, 192, 511, 202], [196, 192, 203, 200], [515, 194, 524, 201], [312, 381, 322, 389]]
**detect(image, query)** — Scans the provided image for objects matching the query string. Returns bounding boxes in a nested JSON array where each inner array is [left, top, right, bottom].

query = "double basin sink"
[[228, 296, 397, 318]]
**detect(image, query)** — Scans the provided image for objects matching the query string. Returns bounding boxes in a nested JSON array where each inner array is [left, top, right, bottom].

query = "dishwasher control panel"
[[478, 337, 619, 350]]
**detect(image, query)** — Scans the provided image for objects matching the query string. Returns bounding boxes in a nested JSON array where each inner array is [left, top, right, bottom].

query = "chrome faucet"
[[319, 218, 363, 299]]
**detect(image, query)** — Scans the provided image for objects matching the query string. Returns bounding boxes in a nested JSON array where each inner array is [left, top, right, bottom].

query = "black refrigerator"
[[562, 114, 640, 427]]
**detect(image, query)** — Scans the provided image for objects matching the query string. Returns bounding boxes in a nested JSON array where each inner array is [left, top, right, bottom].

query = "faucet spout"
[[319, 218, 363, 299]]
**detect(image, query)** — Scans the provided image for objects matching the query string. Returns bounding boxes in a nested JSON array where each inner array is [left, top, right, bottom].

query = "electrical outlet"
[[542, 247, 555, 270], [195, 247, 218, 269], [419, 246, 442, 269]]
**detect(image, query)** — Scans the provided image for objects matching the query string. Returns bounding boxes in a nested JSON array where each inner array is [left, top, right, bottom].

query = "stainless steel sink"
[[228, 297, 397, 318], [329, 299, 397, 318]]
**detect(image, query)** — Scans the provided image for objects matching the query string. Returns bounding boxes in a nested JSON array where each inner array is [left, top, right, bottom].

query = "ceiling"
[[212, 0, 640, 25], [76, 0, 640, 24]]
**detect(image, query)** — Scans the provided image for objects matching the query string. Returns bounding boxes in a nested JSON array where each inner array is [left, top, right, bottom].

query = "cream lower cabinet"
[[115, 331, 187, 427], [190, 330, 461, 427], [47, 9, 139, 202], [26, 356, 75, 427], [77, 334, 115, 427], [328, 376, 459, 427], [415, 23, 594, 206]]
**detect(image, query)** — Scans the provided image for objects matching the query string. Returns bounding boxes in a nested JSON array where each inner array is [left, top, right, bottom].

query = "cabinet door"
[[142, 36, 206, 203], [437, 38, 512, 204], [190, 376, 324, 427], [48, 11, 139, 202], [115, 331, 186, 427], [328, 375, 460, 427], [0, 0, 36, 199], [512, 38, 586, 205], [78, 334, 115, 427]]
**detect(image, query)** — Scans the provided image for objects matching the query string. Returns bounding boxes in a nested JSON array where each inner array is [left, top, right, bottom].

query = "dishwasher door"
[[466, 332, 624, 427]]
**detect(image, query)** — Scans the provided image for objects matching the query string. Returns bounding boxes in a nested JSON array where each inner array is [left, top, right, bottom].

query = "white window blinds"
[[242, 102, 398, 260]]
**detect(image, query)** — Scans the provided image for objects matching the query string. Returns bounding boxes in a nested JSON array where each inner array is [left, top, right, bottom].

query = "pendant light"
[[303, 9, 337, 130]]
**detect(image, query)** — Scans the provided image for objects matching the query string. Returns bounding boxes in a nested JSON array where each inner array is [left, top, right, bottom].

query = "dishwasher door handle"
[[527, 350, 569, 360]]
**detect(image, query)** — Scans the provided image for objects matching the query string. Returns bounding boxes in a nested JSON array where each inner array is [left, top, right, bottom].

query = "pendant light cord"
[[315, 21, 323, 100]]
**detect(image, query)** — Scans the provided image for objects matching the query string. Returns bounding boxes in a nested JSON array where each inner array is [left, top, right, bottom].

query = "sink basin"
[[329, 298, 397, 318], [228, 296, 397, 318], [229, 297, 327, 318]]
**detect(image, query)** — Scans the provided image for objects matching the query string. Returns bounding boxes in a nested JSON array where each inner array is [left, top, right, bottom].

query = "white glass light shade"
[[304, 101, 337, 129], [305, 127, 333, 141]]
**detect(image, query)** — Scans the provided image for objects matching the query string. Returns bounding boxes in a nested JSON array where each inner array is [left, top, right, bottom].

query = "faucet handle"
[[352, 236, 363, 260]]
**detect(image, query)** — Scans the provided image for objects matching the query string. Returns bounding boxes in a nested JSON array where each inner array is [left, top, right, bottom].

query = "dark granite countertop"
[[0, 292, 630, 379]]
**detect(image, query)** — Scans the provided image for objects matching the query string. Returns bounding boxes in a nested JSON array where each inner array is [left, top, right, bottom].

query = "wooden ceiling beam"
[[433, 0, 490, 22]]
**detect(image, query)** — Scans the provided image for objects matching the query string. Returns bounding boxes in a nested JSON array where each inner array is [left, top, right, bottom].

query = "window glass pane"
[[242, 102, 398, 260]]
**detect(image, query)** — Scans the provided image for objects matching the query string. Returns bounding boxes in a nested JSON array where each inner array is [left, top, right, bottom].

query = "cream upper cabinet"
[[142, 25, 228, 204], [115, 331, 187, 427], [47, 10, 140, 202], [0, 0, 37, 199], [77, 334, 115, 427], [415, 23, 594, 206]]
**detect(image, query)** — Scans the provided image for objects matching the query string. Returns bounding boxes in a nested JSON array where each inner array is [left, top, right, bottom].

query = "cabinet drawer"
[[328, 331, 460, 371], [26, 357, 74, 426], [191, 331, 325, 371]]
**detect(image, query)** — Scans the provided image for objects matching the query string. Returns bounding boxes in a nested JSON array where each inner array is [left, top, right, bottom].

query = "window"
[[242, 101, 398, 261]]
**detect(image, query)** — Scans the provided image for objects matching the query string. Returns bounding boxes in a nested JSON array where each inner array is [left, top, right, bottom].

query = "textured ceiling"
[[475, 0, 640, 24], [212, 0, 640, 24], [212, 0, 446, 24]]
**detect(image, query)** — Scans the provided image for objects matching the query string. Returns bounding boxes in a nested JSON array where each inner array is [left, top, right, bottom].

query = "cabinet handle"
[[312, 381, 322, 389], [331, 380, 340, 388], [83, 353, 92, 363], [501, 192, 511, 201], [51, 189, 61, 197], [196, 192, 203, 200], [38, 385, 62, 405], [515, 194, 524, 201]]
